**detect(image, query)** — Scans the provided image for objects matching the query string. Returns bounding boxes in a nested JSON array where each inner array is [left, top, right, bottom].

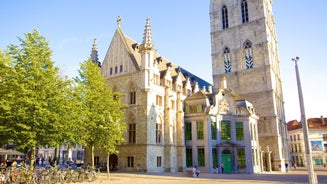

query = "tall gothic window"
[[241, 0, 249, 23], [128, 114, 136, 144], [244, 41, 254, 69], [130, 85, 136, 105], [223, 47, 231, 73], [222, 5, 229, 29], [129, 124, 136, 144], [156, 120, 162, 143]]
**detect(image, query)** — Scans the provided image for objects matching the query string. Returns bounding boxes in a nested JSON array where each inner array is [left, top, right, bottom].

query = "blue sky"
[[1, 0, 326, 122]]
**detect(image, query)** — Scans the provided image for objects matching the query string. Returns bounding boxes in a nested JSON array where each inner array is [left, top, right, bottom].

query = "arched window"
[[223, 47, 231, 73], [130, 84, 136, 105], [222, 5, 229, 29], [244, 41, 254, 69], [128, 113, 136, 144], [156, 118, 162, 144], [241, 0, 249, 23]]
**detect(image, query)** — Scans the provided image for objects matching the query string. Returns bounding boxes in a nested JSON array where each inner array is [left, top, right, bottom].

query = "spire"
[[117, 16, 122, 27], [91, 38, 101, 67], [140, 17, 155, 51]]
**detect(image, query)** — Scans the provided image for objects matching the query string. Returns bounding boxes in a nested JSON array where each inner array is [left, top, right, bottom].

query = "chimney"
[[208, 86, 212, 93], [321, 116, 325, 125], [194, 82, 199, 93], [221, 75, 227, 89]]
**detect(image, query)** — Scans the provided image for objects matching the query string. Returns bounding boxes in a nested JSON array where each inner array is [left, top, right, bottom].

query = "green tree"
[[0, 50, 16, 145], [74, 59, 126, 170], [0, 30, 72, 169]]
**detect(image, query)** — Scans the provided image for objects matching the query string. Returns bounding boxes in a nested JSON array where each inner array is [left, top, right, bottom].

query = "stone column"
[[233, 146, 238, 173], [260, 146, 264, 172], [266, 146, 272, 172], [218, 147, 222, 173]]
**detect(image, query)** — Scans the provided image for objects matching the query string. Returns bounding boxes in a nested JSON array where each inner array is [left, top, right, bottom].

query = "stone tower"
[[209, 0, 289, 171]]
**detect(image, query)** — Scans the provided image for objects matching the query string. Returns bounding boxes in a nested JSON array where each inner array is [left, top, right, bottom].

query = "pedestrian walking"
[[215, 164, 219, 174], [221, 162, 224, 174]]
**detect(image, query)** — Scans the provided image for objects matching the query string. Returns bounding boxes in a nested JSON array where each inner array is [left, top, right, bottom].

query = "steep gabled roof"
[[104, 18, 212, 89], [307, 117, 327, 129], [116, 28, 141, 70], [287, 120, 302, 131], [185, 90, 208, 100], [180, 67, 212, 91], [287, 117, 327, 131]]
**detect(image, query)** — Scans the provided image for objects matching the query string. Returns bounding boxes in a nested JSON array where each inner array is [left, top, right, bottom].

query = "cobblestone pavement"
[[90, 167, 327, 184]]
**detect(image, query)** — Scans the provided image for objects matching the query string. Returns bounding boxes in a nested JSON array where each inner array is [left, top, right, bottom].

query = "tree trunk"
[[91, 144, 94, 170], [107, 152, 110, 180], [54, 145, 58, 168], [30, 147, 35, 171]]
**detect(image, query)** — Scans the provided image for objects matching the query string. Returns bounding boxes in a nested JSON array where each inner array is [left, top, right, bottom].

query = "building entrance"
[[222, 150, 232, 173], [109, 154, 118, 171]]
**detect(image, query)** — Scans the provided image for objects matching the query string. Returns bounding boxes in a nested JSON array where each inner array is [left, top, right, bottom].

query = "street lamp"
[[292, 56, 317, 184]]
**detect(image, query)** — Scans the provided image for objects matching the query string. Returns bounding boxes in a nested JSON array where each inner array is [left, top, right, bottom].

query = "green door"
[[222, 150, 232, 173]]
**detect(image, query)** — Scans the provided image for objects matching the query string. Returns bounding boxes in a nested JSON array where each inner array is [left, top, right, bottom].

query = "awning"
[[0, 148, 25, 156]]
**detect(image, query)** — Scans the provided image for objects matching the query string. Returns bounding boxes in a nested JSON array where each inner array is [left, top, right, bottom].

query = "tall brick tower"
[[209, 0, 289, 171]]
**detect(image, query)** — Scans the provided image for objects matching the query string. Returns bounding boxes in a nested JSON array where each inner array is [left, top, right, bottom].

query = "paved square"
[[92, 167, 327, 184]]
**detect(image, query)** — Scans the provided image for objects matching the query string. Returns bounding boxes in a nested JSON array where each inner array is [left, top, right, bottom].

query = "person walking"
[[220, 162, 224, 174], [215, 164, 219, 174]]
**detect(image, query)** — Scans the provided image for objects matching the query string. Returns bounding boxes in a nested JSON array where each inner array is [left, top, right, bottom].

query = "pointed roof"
[[140, 17, 155, 51], [287, 117, 327, 131], [103, 17, 212, 90], [287, 120, 301, 131], [185, 90, 209, 100], [112, 20, 141, 70], [179, 67, 212, 91]]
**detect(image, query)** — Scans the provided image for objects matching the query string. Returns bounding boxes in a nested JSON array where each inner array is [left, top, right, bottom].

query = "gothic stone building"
[[88, 16, 261, 173], [210, 0, 289, 171], [97, 18, 211, 172], [86, 0, 288, 173]]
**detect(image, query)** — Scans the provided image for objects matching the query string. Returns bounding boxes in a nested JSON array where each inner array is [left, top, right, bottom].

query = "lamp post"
[[292, 56, 317, 184]]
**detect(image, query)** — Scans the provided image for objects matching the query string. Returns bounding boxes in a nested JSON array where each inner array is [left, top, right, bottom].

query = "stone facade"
[[84, 0, 287, 174], [96, 18, 212, 173], [209, 0, 289, 171], [87, 15, 263, 174]]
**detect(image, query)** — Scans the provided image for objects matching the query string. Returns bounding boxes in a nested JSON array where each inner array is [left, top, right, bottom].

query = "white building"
[[287, 117, 327, 167], [184, 76, 261, 173]]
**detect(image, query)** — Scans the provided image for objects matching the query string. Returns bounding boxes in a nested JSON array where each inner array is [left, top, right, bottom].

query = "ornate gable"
[[217, 141, 242, 147], [101, 27, 140, 78]]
